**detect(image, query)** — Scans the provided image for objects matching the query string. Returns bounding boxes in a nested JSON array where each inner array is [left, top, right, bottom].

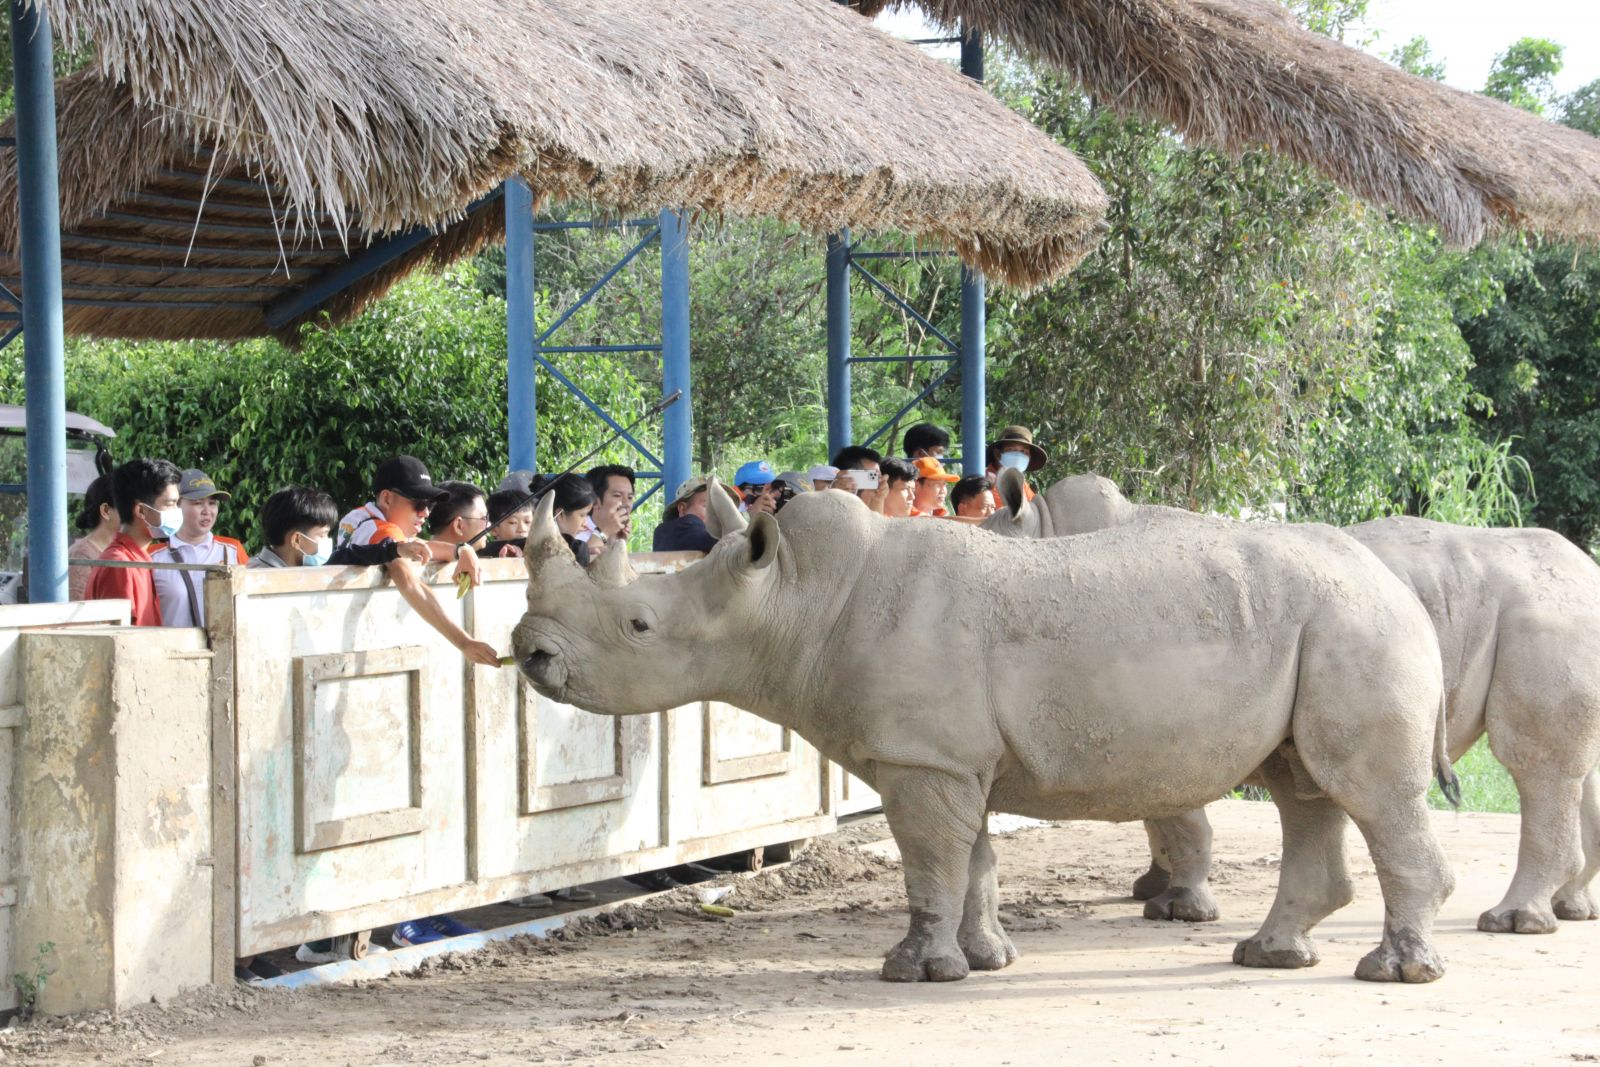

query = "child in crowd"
[[151, 469, 249, 628], [878, 457, 917, 518], [85, 458, 184, 626], [68, 473, 118, 601], [483, 488, 534, 558], [248, 486, 338, 569]]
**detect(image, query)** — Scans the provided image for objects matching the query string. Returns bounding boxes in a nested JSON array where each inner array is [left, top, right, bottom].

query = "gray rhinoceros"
[[514, 482, 1459, 982], [985, 469, 1600, 934]]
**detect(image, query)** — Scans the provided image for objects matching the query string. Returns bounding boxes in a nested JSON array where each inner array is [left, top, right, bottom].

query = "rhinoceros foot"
[[959, 927, 1019, 971], [1552, 890, 1598, 922], [1355, 928, 1444, 983], [1142, 886, 1220, 923], [882, 912, 971, 983], [1477, 903, 1559, 934], [1130, 862, 1170, 902], [1232, 934, 1318, 969]]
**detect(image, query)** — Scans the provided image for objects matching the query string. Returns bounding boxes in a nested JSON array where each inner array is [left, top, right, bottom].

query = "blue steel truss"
[[505, 183, 693, 510], [825, 28, 987, 475]]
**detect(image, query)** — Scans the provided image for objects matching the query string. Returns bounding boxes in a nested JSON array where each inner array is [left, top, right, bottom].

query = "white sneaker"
[[553, 887, 597, 902], [509, 894, 555, 908]]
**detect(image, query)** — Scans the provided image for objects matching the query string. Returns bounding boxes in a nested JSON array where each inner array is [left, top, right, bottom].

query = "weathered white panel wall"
[[0, 601, 126, 1013]]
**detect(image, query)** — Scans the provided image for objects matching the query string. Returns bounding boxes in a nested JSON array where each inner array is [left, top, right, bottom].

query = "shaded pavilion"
[[4, 0, 1599, 602]]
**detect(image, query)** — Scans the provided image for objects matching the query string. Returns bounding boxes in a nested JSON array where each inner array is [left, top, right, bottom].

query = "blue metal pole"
[[958, 28, 987, 476], [11, 1, 67, 603], [658, 210, 692, 496], [505, 178, 537, 474], [825, 230, 851, 458]]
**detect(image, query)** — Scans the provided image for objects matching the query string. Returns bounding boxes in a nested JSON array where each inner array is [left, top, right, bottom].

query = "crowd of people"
[[61, 419, 1047, 980]]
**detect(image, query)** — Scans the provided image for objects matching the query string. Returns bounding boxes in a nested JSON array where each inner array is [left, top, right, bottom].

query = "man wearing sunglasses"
[[333, 455, 498, 668]]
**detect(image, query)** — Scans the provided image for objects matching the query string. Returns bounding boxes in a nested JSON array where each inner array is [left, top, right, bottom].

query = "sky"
[[877, 1, 1600, 98]]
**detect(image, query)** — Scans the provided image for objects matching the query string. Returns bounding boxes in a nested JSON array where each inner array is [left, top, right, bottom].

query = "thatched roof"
[[0, 0, 1109, 340], [868, 0, 1600, 246]]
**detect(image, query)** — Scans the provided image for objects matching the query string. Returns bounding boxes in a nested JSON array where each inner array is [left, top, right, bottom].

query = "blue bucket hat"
[[734, 460, 775, 487]]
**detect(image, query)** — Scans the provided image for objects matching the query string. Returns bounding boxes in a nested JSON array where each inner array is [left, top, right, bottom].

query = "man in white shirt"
[[151, 469, 248, 628]]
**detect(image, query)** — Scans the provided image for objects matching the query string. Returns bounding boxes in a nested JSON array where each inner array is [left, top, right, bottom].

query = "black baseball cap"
[[373, 455, 449, 502]]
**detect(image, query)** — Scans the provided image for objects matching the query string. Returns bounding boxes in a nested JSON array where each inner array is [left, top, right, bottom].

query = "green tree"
[[1484, 37, 1564, 115]]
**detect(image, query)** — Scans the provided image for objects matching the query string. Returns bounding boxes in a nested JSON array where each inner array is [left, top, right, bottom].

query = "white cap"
[[807, 464, 839, 482]]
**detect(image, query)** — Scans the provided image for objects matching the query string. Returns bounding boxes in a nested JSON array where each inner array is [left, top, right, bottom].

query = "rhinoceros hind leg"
[[1233, 753, 1351, 969], [1141, 810, 1219, 922], [1339, 796, 1452, 982], [1553, 769, 1600, 922], [958, 828, 1019, 970], [1475, 760, 1584, 935], [877, 765, 984, 983], [1145, 885, 1220, 923]]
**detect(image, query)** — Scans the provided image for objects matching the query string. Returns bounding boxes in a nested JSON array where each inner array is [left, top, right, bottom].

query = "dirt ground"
[[4, 800, 1596, 1067]]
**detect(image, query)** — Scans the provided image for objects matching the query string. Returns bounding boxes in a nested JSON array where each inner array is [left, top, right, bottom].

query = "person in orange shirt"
[[910, 456, 959, 517], [84, 458, 184, 626], [986, 425, 1047, 512]]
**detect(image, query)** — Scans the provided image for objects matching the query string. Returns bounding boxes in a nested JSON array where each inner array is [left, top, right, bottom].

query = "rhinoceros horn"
[[523, 489, 583, 581], [589, 528, 640, 588], [704, 475, 747, 539]]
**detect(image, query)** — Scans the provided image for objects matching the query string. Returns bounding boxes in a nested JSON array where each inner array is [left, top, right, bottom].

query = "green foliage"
[[1562, 79, 1600, 136], [1484, 37, 1565, 115], [1389, 36, 1447, 81], [1428, 738, 1520, 813], [1462, 237, 1600, 545], [0, 266, 646, 551], [12, 940, 55, 1020]]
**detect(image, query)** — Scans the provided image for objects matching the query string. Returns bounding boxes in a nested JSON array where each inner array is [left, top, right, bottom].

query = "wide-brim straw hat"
[[990, 425, 1048, 472]]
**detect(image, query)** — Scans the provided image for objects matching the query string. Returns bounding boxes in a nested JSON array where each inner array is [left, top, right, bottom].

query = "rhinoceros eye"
[[630, 618, 650, 634]]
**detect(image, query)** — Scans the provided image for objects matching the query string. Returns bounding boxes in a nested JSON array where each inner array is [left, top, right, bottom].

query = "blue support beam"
[[11, 0, 67, 603], [825, 230, 852, 458], [658, 210, 692, 496], [505, 178, 537, 474], [959, 27, 988, 476]]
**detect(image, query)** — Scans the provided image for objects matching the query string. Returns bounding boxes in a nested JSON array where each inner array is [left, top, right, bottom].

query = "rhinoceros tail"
[[1434, 694, 1462, 809]]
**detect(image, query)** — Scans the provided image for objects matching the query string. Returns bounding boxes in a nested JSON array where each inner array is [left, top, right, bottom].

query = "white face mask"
[[998, 451, 1030, 473], [301, 536, 333, 567]]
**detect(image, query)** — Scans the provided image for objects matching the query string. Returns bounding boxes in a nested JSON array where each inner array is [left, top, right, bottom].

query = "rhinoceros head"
[[512, 485, 781, 714]]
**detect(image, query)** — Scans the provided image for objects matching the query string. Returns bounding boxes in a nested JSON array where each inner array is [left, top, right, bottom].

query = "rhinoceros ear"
[[589, 533, 639, 589], [523, 490, 573, 578], [743, 511, 780, 571], [704, 475, 747, 539], [998, 468, 1030, 523]]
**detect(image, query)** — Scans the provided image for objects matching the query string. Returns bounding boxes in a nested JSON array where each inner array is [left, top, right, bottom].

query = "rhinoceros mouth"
[[520, 649, 567, 696]]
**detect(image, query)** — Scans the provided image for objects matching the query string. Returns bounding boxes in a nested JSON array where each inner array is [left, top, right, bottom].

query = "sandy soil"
[[3, 800, 1596, 1067]]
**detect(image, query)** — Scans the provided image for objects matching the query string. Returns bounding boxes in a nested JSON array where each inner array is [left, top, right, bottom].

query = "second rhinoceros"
[[985, 469, 1600, 935], [514, 482, 1458, 982]]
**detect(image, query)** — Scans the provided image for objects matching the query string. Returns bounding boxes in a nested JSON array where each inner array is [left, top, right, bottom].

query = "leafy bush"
[[0, 265, 648, 551]]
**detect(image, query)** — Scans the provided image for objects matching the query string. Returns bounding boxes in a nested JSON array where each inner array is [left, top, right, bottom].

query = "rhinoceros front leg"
[[1234, 751, 1354, 970], [1141, 810, 1220, 923], [957, 827, 1019, 970], [1553, 769, 1600, 922], [877, 764, 985, 983]]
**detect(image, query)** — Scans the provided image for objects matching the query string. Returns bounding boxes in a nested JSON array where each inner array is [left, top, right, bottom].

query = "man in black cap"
[[333, 455, 499, 668]]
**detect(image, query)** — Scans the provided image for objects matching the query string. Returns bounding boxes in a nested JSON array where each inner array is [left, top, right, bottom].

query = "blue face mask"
[[998, 451, 1030, 473], [145, 503, 182, 540], [300, 535, 333, 568]]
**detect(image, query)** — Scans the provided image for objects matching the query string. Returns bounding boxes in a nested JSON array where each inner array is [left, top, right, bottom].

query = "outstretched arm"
[[384, 557, 500, 667]]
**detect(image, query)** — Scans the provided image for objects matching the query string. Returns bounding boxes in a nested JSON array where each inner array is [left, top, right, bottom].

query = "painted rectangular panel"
[[294, 647, 426, 852], [519, 681, 644, 813], [703, 701, 791, 784]]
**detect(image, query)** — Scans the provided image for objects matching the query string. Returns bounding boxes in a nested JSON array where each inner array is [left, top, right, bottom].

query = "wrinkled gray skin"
[[985, 469, 1600, 934], [516, 481, 1458, 983]]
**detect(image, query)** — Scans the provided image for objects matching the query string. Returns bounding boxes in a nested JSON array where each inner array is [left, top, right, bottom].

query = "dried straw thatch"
[[0, 0, 1109, 340], [866, 0, 1600, 246]]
